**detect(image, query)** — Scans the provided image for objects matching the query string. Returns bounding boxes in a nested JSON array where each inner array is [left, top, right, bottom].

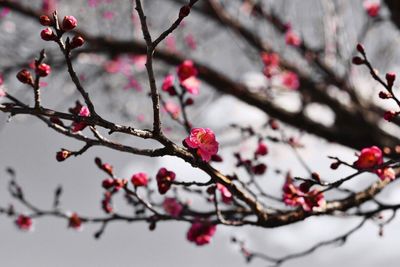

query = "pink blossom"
[[261, 52, 280, 68], [187, 222, 216, 246], [283, 177, 325, 211], [255, 142, 268, 157], [103, 11, 114, 20], [0, 88, 6, 98], [177, 60, 198, 82], [156, 168, 176, 194], [163, 197, 183, 217], [42, 0, 57, 15], [184, 128, 219, 162], [185, 34, 197, 50], [72, 106, 91, 132], [285, 30, 301, 47], [162, 74, 175, 92], [124, 76, 142, 91], [377, 167, 396, 181], [181, 76, 200, 95], [131, 172, 148, 187], [15, 215, 33, 231], [217, 183, 232, 204], [354, 146, 383, 169], [364, 1, 380, 17], [131, 55, 146, 71], [0, 8, 10, 19], [165, 35, 177, 52], [164, 101, 180, 119], [281, 71, 300, 90], [88, 0, 101, 8]]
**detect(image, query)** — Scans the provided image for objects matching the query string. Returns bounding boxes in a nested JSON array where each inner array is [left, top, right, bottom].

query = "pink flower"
[[261, 52, 280, 68], [124, 76, 142, 92], [177, 60, 198, 82], [36, 63, 51, 77], [281, 71, 300, 90], [42, 0, 57, 15], [68, 213, 82, 230], [377, 167, 396, 181], [217, 183, 232, 204], [163, 197, 183, 217], [181, 76, 200, 95], [15, 215, 33, 231], [185, 34, 197, 50], [283, 177, 325, 211], [162, 74, 175, 93], [0, 7, 10, 19], [164, 101, 180, 119], [184, 128, 219, 162], [131, 172, 148, 187], [62, 15, 78, 31], [187, 222, 216, 246], [364, 1, 380, 17], [354, 146, 383, 169], [88, 0, 101, 8], [166, 35, 177, 52], [156, 168, 176, 194], [72, 106, 91, 132], [285, 30, 301, 47], [255, 142, 268, 157], [103, 11, 114, 20], [0, 88, 6, 98]]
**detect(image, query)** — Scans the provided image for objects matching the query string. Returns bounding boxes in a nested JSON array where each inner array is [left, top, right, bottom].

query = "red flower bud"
[[70, 35, 85, 49], [39, 15, 52, 26], [62, 15, 77, 31], [41, 27, 56, 41], [179, 5, 191, 18], [384, 110, 397, 122], [102, 178, 114, 189], [379, 91, 392, 99], [356, 43, 365, 55], [16, 69, 33, 84], [56, 149, 72, 162], [36, 63, 51, 77], [352, 56, 365, 65], [185, 98, 194, 106], [386, 72, 396, 87], [330, 161, 340, 170]]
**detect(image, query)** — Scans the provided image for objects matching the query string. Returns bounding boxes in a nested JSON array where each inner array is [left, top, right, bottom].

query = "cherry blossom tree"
[[0, 0, 400, 266]]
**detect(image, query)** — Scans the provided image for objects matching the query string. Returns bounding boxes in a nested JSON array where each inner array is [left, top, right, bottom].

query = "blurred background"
[[1, 0, 400, 266]]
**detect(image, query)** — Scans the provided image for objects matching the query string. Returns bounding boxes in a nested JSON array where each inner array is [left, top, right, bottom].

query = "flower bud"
[[56, 149, 72, 162], [62, 15, 77, 31], [352, 56, 365, 65], [384, 110, 397, 122], [179, 5, 191, 18], [41, 27, 56, 41], [102, 178, 114, 189], [379, 91, 392, 99], [16, 69, 33, 84], [386, 72, 396, 88], [356, 43, 365, 55], [36, 63, 51, 77], [70, 35, 85, 49], [39, 15, 52, 26]]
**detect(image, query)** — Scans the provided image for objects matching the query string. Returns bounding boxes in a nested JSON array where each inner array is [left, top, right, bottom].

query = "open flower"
[[177, 60, 197, 82], [187, 222, 216, 246], [15, 215, 33, 231], [217, 183, 232, 204], [354, 146, 383, 169], [156, 168, 176, 194], [163, 197, 183, 217], [184, 128, 219, 162], [281, 71, 300, 90]]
